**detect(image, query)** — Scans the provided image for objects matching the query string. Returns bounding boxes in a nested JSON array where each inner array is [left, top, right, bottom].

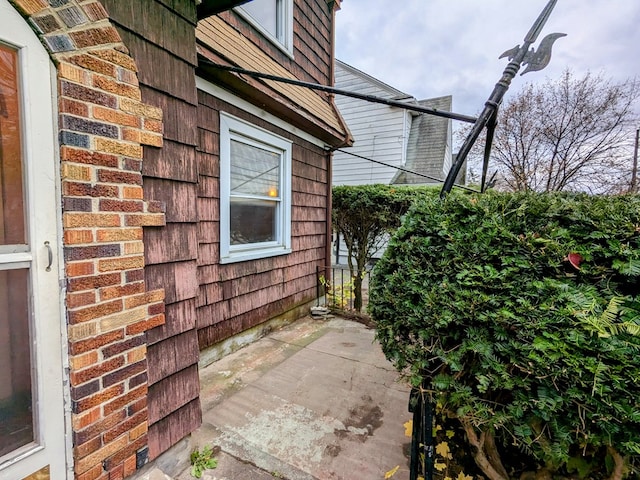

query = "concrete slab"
[[184, 317, 412, 480]]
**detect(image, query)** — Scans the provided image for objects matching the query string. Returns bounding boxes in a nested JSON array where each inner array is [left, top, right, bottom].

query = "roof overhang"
[[197, 0, 252, 20]]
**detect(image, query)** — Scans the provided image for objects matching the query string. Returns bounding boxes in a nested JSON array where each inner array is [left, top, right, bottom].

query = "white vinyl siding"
[[332, 63, 410, 186]]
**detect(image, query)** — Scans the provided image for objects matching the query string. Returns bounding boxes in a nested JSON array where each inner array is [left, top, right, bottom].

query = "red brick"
[[102, 410, 147, 444], [61, 80, 117, 108], [103, 360, 146, 388], [76, 463, 104, 480], [102, 335, 145, 358], [68, 299, 123, 324], [74, 409, 126, 445], [60, 98, 90, 117], [108, 463, 124, 480], [100, 281, 145, 301], [69, 53, 117, 77], [73, 383, 125, 414], [67, 291, 97, 309], [64, 229, 95, 245], [73, 406, 102, 431], [65, 243, 121, 261], [70, 330, 125, 356], [82, 1, 109, 22], [123, 454, 137, 477], [104, 384, 147, 416], [75, 435, 103, 459], [103, 435, 147, 473], [69, 26, 121, 49], [125, 269, 144, 283], [68, 272, 121, 293], [93, 106, 140, 128], [127, 398, 146, 417], [61, 146, 119, 168], [97, 169, 142, 185], [66, 261, 95, 278], [93, 75, 140, 100], [126, 314, 165, 335], [71, 357, 125, 387], [12, 0, 48, 16], [99, 199, 143, 213], [122, 158, 142, 172], [63, 181, 120, 198]]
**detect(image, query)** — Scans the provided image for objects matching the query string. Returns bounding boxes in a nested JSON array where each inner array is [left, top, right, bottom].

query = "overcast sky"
[[334, 0, 640, 118]]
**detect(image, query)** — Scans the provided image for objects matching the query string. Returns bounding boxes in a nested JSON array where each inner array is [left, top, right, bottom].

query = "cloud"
[[335, 0, 640, 117]]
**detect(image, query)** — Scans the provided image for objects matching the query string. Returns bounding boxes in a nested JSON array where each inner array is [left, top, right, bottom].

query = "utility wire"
[[334, 148, 479, 193]]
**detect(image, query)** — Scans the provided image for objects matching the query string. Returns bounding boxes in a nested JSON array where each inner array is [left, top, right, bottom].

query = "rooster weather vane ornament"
[[440, 0, 566, 197]]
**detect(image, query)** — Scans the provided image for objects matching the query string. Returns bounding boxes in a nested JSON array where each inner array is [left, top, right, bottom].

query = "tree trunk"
[[606, 446, 625, 480], [353, 272, 363, 312], [459, 417, 509, 480]]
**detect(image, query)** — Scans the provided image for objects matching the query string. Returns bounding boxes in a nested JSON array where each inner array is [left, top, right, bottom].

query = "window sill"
[[220, 246, 292, 264]]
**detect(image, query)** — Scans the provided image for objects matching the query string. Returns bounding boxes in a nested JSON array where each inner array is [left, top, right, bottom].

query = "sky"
[[334, 0, 640, 119]]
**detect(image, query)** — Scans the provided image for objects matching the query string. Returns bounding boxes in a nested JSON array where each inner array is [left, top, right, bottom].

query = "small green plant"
[[190, 444, 218, 478], [320, 273, 355, 309]]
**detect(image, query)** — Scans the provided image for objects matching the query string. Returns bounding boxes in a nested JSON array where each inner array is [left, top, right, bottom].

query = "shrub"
[[369, 191, 640, 479], [332, 184, 430, 311]]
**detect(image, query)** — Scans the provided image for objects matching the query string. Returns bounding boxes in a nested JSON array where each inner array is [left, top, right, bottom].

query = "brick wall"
[[9, 1, 167, 478]]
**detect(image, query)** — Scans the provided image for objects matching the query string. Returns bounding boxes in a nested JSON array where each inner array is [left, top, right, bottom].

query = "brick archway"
[[9, 1, 166, 478]]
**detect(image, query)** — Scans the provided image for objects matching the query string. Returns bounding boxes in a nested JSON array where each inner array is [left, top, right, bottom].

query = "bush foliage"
[[369, 191, 640, 479], [332, 185, 430, 311]]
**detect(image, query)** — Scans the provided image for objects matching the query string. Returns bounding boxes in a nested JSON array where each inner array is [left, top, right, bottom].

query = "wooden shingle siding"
[[294, 0, 332, 84], [101, 0, 201, 461], [195, 90, 329, 350]]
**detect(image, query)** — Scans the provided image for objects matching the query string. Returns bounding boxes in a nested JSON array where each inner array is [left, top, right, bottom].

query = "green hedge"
[[369, 191, 640, 478]]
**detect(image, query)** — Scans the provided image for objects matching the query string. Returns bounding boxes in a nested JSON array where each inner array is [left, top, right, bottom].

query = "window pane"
[[0, 268, 34, 457], [231, 139, 280, 198], [230, 198, 277, 245], [0, 43, 26, 245], [242, 0, 278, 38]]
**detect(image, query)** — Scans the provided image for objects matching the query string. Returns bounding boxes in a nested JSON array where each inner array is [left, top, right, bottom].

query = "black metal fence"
[[315, 265, 372, 312]]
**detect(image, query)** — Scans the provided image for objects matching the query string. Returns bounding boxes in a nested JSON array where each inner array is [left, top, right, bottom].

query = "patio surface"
[[174, 315, 412, 480]]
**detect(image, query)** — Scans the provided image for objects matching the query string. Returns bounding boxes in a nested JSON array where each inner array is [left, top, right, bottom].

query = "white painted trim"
[[236, 0, 294, 57], [0, 1, 67, 478], [196, 76, 327, 149], [219, 112, 292, 264]]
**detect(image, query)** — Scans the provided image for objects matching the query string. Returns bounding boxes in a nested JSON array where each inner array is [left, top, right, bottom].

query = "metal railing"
[[316, 265, 372, 313]]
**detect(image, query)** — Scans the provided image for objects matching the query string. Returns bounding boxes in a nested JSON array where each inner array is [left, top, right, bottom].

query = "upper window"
[[238, 0, 293, 54], [220, 113, 292, 263]]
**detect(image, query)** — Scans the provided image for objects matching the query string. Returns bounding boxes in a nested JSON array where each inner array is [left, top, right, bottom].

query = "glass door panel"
[[0, 42, 26, 246], [0, 268, 34, 458]]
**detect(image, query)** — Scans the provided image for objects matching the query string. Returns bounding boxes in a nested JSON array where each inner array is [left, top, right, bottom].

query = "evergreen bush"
[[369, 191, 640, 479]]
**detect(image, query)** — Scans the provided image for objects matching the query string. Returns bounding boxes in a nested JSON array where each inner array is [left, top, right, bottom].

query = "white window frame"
[[220, 112, 292, 264], [237, 0, 294, 56]]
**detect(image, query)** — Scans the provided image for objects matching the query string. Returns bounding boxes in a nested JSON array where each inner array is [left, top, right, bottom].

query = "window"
[[220, 113, 292, 263], [238, 0, 293, 54]]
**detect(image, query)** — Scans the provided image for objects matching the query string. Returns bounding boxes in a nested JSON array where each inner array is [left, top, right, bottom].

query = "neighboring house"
[[332, 60, 456, 263], [0, 1, 350, 479], [333, 60, 455, 187]]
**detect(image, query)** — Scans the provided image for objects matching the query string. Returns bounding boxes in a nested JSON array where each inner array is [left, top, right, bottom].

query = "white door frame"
[[0, 0, 68, 478]]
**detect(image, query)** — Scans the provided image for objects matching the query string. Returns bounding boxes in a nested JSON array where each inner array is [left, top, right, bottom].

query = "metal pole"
[[441, 0, 563, 197], [199, 60, 478, 124], [631, 128, 639, 193]]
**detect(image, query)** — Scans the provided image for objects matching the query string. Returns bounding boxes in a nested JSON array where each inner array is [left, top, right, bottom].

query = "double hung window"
[[220, 113, 292, 263], [238, 0, 293, 53]]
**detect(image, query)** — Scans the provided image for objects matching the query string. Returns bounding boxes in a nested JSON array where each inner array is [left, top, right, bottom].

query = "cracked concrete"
[[138, 316, 412, 480]]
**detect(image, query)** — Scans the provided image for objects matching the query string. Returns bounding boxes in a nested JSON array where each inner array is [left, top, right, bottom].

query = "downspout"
[[326, 0, 342, 274]]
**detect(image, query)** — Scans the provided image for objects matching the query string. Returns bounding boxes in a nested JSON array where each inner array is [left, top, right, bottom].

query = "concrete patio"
[[169, 315, 413, 480]]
